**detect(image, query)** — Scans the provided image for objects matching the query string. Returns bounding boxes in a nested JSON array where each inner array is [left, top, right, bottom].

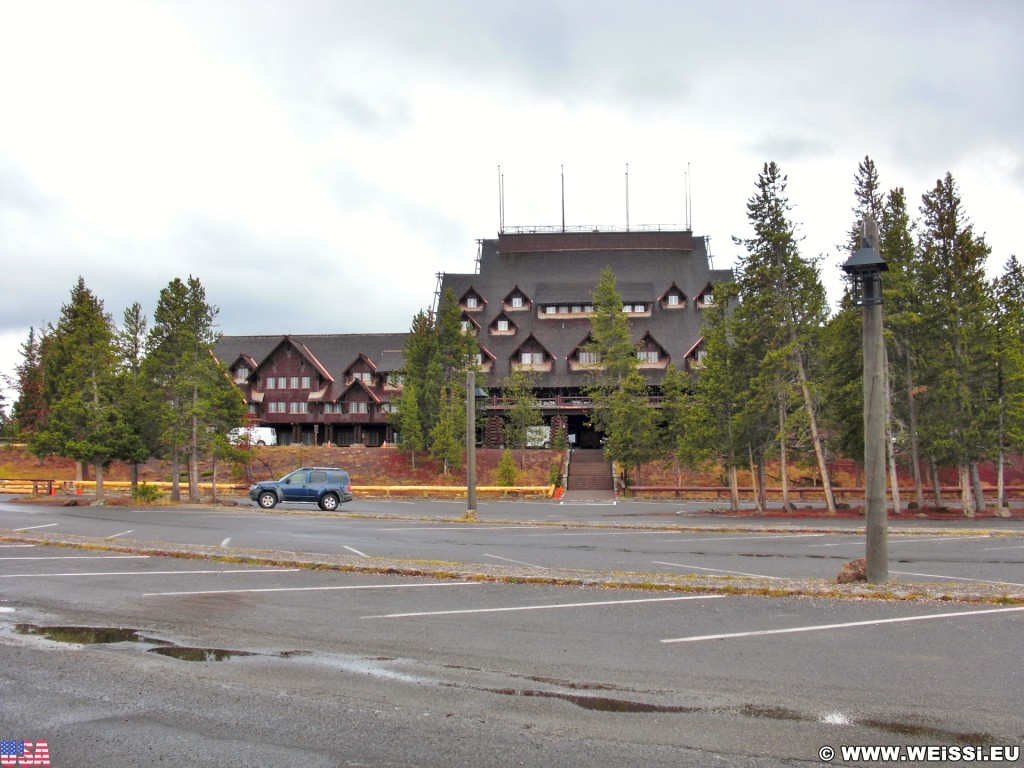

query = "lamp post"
[[841, 220, 889, 584], [466, 368, 477, 520]]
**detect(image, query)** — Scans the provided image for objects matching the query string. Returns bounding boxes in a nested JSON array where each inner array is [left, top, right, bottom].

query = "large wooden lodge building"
[[213, 227, 731, 448]]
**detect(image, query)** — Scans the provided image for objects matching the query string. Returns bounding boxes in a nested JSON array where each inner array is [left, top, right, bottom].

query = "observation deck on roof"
[[495, 226, 693, 253]]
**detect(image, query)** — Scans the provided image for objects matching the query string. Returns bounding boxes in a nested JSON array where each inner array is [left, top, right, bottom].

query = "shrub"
[[497, 450, 518, 487], [132, 483, 164, 503], [548, 461, 562, 487]]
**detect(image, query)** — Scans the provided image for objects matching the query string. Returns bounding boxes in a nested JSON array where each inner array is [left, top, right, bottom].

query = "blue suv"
[[249, 467, 353, 511]]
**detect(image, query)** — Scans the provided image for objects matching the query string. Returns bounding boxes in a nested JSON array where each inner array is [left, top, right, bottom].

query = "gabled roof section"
[[343, 352, 378, 375], [638, 331, 668, 354], [337, 378, 382, 404], [684, 336, 705, 359], [659, 282, 687, 303], [503, 285, 531, 306], [511, 333, 556, 360], [253, 336, 334, 383], [459, 286, 486, 310]]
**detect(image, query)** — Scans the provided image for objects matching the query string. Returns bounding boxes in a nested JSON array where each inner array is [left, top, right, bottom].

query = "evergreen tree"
[[914, 173, 997, 516], [144, 276, 232, 502], [687, 283, 746, 509], [396, 378, 426, 468], [399, 309, 441, 466], [601, 369, 661, 487], [991, 255, 1024, 507], [436, 287, 478, 385], [732, 162, 836, 513], [10, 327, 48, 440], [430, 385, 464, 476], [497, 449, 518, 487], [658, 363, 715, 485], [116, 302, 154, 491], [585, 266, 637, 383], [501, 367, 542, 468], [582, 265, 657, 474], [30, 278, 142, 499]]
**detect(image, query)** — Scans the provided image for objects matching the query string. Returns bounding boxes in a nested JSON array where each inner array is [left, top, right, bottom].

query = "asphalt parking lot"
[[2, 498, 1023, 766]]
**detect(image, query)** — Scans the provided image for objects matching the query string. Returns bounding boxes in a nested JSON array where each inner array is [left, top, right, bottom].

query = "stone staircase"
[[565, 449, 614, 496]]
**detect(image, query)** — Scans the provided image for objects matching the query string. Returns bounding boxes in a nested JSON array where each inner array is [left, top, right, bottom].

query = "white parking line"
[[484, 553, 547, 569], [891, 570, 1024, 588], [1, 568, 298, 579], [13, 524, 58, 531], [364, 594, 723, 619], [106, 530, 135, 539], [379, 525, 538, 531], [144, 581, 480, 597], [343, 545, 369, 557], [0, 555, 149, 561], [661, 534, 827, 544], [661, 606, 1024, 644], [889, 536, 990, 544], [653, 560, 781, 579], [0, 544, 36, 549]]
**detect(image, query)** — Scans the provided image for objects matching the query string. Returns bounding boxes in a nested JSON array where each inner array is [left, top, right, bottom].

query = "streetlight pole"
[[842, 219, 889, 584], [466, 368, 477, 520]]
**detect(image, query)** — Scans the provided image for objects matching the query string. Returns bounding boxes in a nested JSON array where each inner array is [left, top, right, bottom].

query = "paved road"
[[3, 496, 1022, 587], [2, 497, 1023, 766], [2, 543, 1022, 767]]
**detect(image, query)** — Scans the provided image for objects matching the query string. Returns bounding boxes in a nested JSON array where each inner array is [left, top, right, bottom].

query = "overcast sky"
[[1, 0, 1022, 406]]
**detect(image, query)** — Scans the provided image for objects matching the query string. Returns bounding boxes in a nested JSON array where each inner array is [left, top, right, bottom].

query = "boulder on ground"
[[837, 558, 867, 584]]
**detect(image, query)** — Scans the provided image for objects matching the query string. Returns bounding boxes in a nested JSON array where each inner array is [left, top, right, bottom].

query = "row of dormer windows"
[[460, 288, 714, 313], [265, 376, 312, 390]]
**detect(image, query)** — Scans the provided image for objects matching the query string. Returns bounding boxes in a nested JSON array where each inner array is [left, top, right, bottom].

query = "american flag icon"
[[1, 740, 49, 766], [0, 742, 22, 757]]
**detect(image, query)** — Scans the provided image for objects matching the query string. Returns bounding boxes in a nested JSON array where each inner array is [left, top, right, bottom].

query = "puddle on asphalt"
[[8, 623, 1012, 744], [15, 623, 259, 662], [149, 646, 256, 662], [16, 624, 151, 645]]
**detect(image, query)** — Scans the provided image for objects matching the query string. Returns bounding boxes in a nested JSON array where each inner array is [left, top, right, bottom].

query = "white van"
[[228, 426, 278, 446]]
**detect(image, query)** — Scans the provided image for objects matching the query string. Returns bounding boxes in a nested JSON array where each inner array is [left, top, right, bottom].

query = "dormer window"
[[236, 365, 250, 379], [637, 350, 659, 363], [511, 296, 523, 308], [667, 294, 680, 306], [490, 313, 516, 335], [461, 289, 485, 311]]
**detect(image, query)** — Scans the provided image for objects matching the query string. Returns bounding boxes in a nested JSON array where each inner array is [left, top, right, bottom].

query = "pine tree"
[[430, 386, 464, 476], [501, 367, 542, 468], [732, 162, 836, 513], [586, 266, 637, 384], [10, 327, 48, 440], [658, 364, 715, 485], [396, 378, 426, 468], [116, 302, 153, 491], [436, 287, 478, 386], [914, 173, 997, 516], [144, 276, 229, 502], [30, 278, 142, 499], [687, 283, 746, 509], [583, 265, 656, 475], [991, 255, 1024, 508], [601, 369, 661, 487]]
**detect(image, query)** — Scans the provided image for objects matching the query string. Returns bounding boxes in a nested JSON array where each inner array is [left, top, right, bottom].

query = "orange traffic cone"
[[77, 485, 82, 496]]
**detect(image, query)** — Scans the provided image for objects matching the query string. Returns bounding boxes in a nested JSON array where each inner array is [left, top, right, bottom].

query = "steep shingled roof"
[[441, 230, 731, 388]]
